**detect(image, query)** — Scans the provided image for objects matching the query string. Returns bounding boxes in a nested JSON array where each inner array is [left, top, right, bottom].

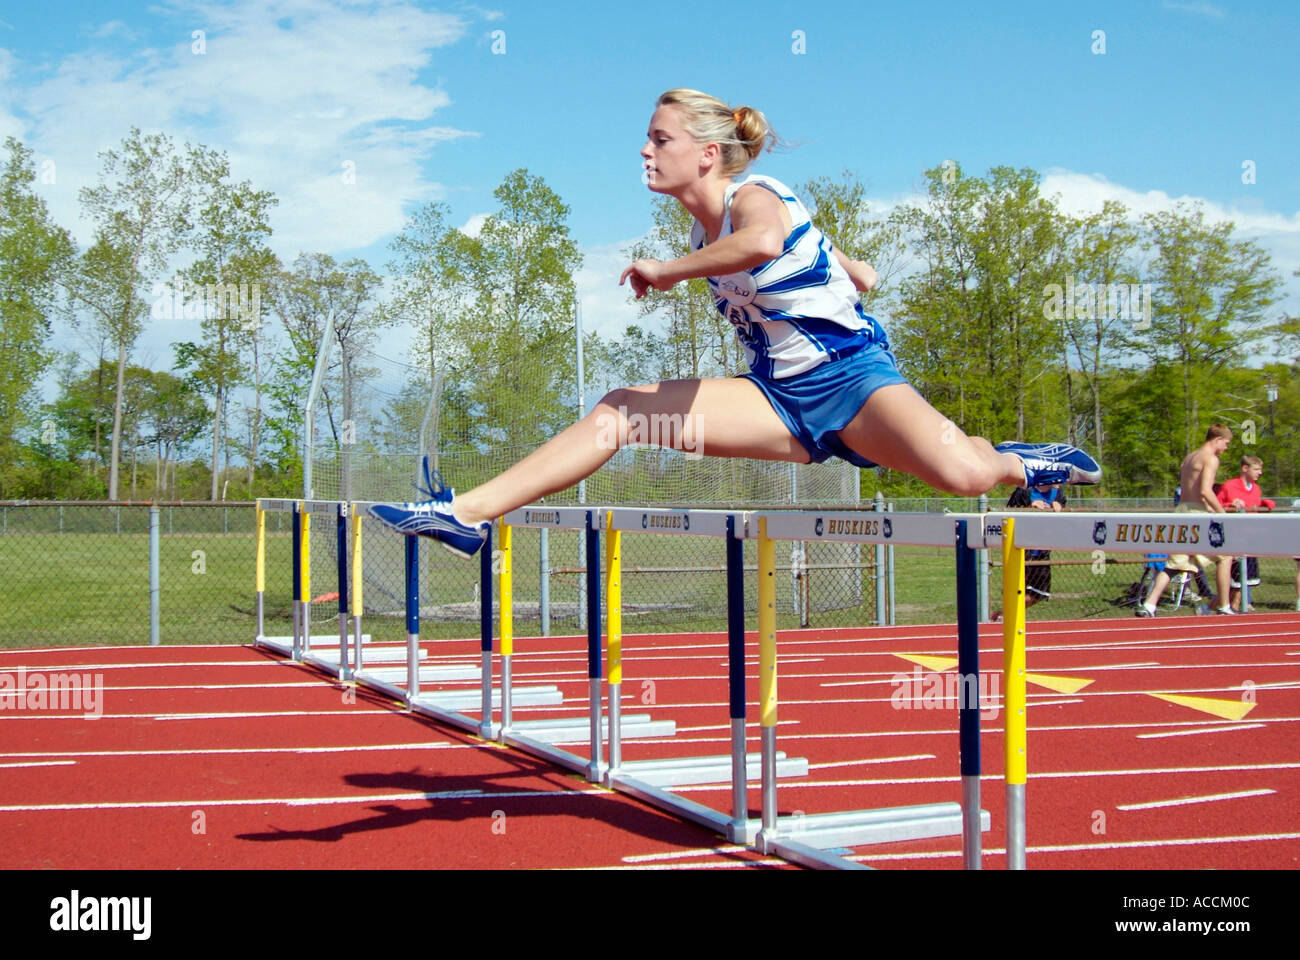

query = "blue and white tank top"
[[690, 174, 886, 380]]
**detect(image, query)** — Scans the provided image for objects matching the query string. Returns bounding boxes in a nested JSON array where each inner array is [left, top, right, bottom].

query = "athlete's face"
[[1243, 462, 1263, 483], [641, 105, 708, 194]]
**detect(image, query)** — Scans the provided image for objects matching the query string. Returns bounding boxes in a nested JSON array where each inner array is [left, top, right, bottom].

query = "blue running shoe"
[[995, 441, 1102, 487], [367, 457, 489, 558]]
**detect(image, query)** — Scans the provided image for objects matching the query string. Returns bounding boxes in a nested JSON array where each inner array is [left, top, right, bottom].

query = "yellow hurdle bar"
[[605, 514, 622, 686], [351, 505, 364, 672], [1001, 515, 1028, 869], [255, 503, 266, 640], [300, 505, 311, 657], [498, 520, 513, 658], [605, 512, 623, 771], [496, 519, 514, 735], [757, 517, 779, 839]]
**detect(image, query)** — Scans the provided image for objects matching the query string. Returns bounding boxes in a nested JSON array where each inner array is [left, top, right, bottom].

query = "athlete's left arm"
[[831, 246, 878, 292], [620, 186, 788, 297]]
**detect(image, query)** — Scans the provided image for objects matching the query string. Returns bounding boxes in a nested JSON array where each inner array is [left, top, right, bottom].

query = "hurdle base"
[[257, 634, 363, 657], [359, 664, 480, 685], [500, 731, 595, 777], [503, 714, 675, 744], [615, 752, 807, 789], [756, 803, 990, 869], [607, 771, 742, 838], [416, 686, 563, 711]]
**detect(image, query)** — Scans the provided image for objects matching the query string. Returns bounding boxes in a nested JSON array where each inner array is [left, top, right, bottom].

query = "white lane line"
[[850, 832, 1300, 863], [807, 754, 934, 770], [1029, 699, 1086, 707], [0, 761, 77, 769], [1137, 724, 1265, 739], [0, 787, 608, 813], [573, 859, 787, 871], [622, 846, 750, 863], [0, 743, 469, 759], [0, 660, 309, 672], [0, 702, 395, 718], [1116, 789, 1276, 811], [670, 760, 1300, 792]]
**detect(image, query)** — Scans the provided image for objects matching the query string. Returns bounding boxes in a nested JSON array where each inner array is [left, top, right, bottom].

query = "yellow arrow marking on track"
[[1024, 673, 1094, 694], [895, 654, 959, 672], [1148, 693, 1256, 721]]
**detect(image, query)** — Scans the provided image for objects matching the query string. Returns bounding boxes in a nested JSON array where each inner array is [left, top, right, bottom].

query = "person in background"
[[1216, 455, 1274, 612], [1008, 484, 1064, 610], [1137, 425, 1234, 617]]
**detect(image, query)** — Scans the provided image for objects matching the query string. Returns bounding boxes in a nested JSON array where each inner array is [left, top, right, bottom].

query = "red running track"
[[1, 614, 1297, 870]]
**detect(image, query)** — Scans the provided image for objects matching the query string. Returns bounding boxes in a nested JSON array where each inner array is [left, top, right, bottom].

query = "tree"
[[625, 195, 733, 379], [1054, 200, 1140, 485], [263, 253, 386, 495], [0, 138, 76, 495], [174, 150, 277, 498], [386, 171, 583, 456], [1126, 203, 1283, 452], [70, 128, 196, 499]]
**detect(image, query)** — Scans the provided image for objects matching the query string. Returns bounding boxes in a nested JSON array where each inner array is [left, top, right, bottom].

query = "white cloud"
[[1162, 1, 1227, 18], [11, 0, 474, 256], [575, 233, 663, 343]]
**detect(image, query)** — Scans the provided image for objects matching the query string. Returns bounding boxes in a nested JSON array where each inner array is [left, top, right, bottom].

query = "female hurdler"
[[370, 89, 1100, 556]]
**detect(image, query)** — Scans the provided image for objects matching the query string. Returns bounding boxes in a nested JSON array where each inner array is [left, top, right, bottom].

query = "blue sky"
[[1, 0, 1297, 364]]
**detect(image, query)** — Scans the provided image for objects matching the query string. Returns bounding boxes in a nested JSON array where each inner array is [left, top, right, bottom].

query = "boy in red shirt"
[[1217, 456, 1275, 611]]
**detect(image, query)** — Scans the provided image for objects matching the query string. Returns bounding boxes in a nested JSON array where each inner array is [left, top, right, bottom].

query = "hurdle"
[[345, 511, 564, 731], [254, 498, 373, 676], [493, 508, 678, 780], [752, 510, 991, 870], [601, 509, 808, 842], [981, 508, 1300, 869]]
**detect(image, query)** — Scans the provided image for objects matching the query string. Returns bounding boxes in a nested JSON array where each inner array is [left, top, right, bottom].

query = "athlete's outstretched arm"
[[620, 185, 789, 297]]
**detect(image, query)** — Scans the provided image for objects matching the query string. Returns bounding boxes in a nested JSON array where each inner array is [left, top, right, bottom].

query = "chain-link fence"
[[0, 501, 268, 648], [7, 498, 1298, 648]]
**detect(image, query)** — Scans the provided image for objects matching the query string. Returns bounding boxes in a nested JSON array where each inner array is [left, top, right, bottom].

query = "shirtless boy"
[[1136, 424, 1233, 617]]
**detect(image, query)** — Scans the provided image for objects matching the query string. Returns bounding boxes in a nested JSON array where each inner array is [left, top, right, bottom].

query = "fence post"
[[539, 525, 550, 636], [874, 491, 886, 626], [150, 504, 160, 646], [977, 493, 990, 622], [887, 501, 895, 626]]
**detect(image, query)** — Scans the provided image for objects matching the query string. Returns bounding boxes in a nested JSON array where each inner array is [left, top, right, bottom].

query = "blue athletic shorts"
[[741, 342, 909, 468]]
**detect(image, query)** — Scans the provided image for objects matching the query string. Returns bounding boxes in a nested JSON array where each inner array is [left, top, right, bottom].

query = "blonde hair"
[[656, 88, 777, 177], [1241, 455, 1263, 469]]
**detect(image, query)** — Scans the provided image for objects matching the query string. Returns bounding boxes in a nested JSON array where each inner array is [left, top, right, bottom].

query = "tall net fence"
[[304, 338, 868, 632]]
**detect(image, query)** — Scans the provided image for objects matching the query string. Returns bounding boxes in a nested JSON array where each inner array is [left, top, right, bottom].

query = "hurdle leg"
[[1002, 517, 1028, 869], [337, 503, 351, 681], [585, 512, 603, 783], [480, 524, 495, 739], [351, 506, 364, 674], [406, 533, 420, 702], [756, 519, 779, 852], [498, 521, 513, 739], [726, 515, 749, 841], [605, 514, 623, 776], [291, 503, 303, 660], [301, 506, 312, 659], [955, 520, 982, 869]]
